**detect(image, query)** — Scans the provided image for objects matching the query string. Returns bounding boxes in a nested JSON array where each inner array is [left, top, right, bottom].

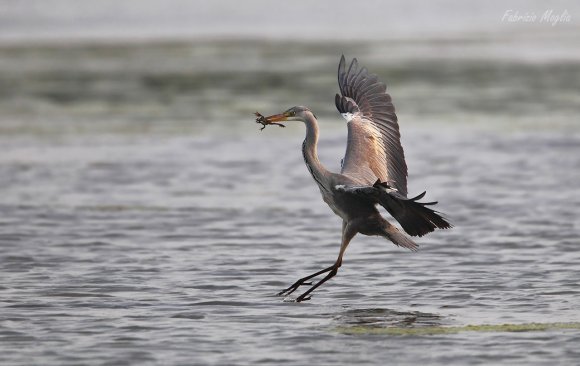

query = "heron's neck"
[[302, 114, 330, 189]]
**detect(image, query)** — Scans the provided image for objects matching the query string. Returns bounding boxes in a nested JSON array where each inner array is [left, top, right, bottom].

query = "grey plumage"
[[336, 55, 408, 196], [260, 56, 452, 302]]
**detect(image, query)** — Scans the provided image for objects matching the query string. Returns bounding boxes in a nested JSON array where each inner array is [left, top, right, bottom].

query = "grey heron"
[[257, 56, 452, 302]]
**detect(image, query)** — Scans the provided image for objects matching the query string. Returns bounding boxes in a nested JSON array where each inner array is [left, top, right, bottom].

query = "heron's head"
[[264, 106, 315, 124]]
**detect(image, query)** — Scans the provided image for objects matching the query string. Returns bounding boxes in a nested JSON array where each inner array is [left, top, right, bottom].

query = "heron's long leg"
[[295, 263, 340, 302], [295, 223, 357, 302], [276, 265, 336, 297], [277, 222, 348, 297]]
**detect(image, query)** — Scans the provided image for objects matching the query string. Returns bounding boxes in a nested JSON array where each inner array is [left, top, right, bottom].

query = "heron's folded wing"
[[335, 55, 408, 196], [336, 183, 452, 237]]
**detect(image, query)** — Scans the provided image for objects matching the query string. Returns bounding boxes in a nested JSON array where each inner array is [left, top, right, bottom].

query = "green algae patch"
[[336, 322, 580, 336]]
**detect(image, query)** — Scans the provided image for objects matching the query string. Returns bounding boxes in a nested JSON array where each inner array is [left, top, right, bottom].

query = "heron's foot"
[[277, 280, 312, 297], [295, 294, 312, 303]]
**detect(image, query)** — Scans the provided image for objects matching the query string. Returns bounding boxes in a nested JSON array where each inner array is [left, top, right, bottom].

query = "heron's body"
[[260, 56, 452, 302], [301, 112, 388, 227]]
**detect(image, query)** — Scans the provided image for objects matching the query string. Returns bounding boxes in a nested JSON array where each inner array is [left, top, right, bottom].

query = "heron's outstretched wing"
[[335, 55, 408, 196], [336, 182, 452, 237]]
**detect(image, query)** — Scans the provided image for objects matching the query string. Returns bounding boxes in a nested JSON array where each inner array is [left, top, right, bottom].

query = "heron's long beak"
[[264, 112, 289, 122]]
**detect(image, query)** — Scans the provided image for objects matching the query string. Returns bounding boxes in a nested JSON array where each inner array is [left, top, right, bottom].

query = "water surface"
[[1, 39, 580, 365]]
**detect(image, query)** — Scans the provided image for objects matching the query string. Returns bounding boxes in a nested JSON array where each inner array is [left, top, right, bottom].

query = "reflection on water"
[[334, 309, 580, 336], [335, 308, 444, 329]]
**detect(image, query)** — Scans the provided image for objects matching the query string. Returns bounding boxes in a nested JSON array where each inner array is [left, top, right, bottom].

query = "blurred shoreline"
[[1, 29, 579, 63], [1, 37, 579, 139]]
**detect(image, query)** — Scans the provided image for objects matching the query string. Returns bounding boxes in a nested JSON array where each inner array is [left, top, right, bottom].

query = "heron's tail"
[[382, 221, 419, 252], [374, 181, 453, 237]]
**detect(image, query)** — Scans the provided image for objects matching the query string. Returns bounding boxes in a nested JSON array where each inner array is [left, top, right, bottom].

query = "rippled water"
[[1, 39, 580, 365]]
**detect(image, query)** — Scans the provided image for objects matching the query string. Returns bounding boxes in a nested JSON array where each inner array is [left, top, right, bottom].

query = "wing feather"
[[336, 55, 408, 196], [335, 184, 453, 237]]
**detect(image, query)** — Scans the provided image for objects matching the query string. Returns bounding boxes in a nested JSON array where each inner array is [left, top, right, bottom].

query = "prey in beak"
[[255, 111, 287, 131]]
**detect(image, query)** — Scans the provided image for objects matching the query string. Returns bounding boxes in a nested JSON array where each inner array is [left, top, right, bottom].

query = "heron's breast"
[[321, 192, 345, 219]]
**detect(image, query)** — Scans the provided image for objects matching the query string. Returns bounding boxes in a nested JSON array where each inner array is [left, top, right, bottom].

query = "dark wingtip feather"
[[422, 201, 438, 206], [347, 58, 358, 79], [338, 55, 346, 94], [410, 191, 426, 201], [335, 95, 360, 115], [376, 186, 453, 237]]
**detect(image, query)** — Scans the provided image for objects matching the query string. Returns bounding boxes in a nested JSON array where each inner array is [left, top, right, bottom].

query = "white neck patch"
[[341, 112, 354, 122]]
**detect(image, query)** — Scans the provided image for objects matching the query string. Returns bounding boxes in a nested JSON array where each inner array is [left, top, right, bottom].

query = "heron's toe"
[[295, 295, 311, 303]]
